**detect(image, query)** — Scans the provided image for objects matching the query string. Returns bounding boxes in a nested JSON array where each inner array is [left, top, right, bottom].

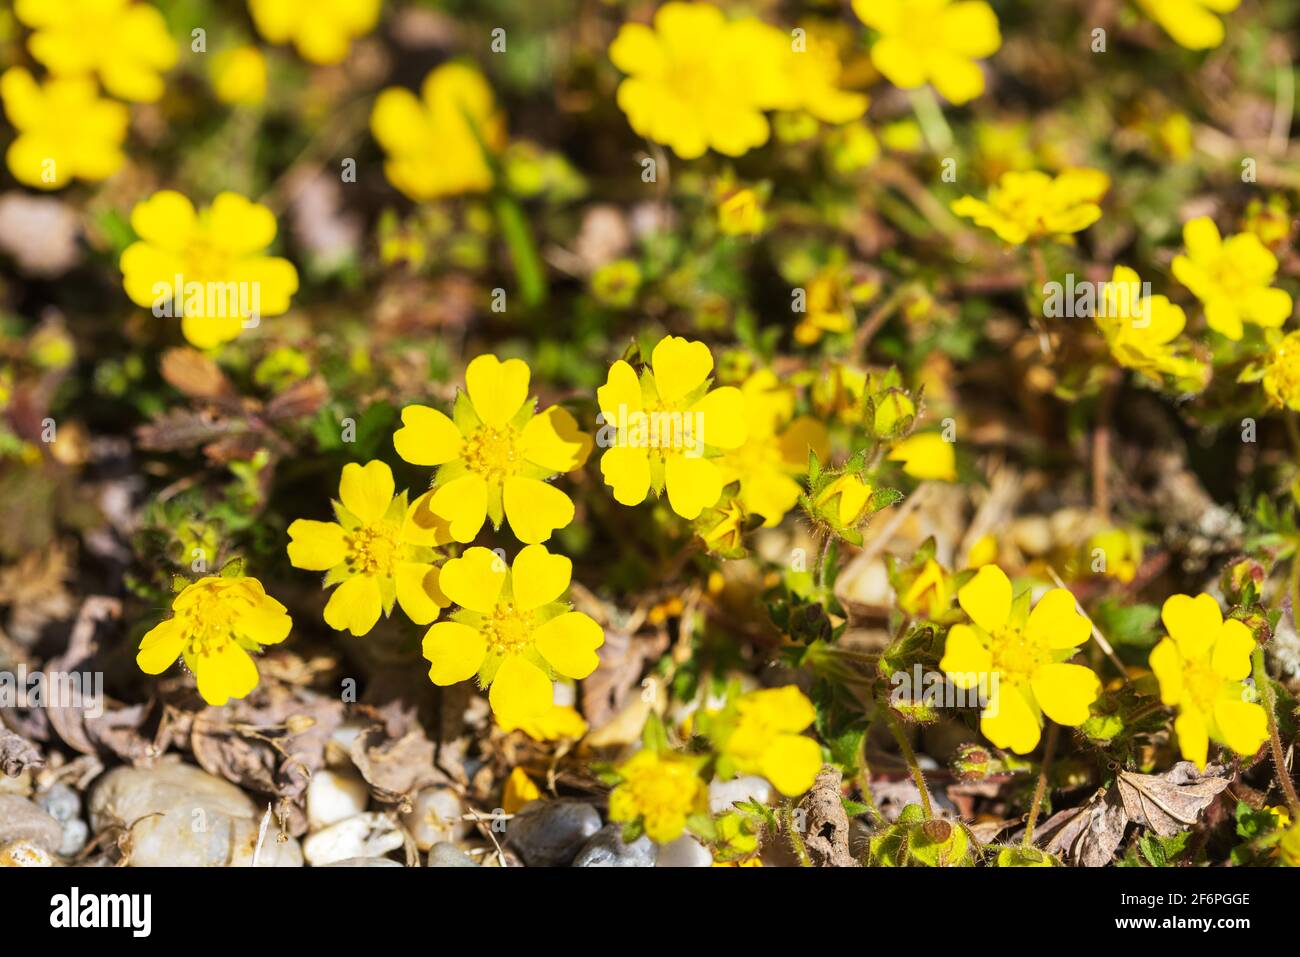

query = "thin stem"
[[885, 712, 932, 818], [1253, 647, 1300, 816], [1023, 722, 1060, 847], [782, 802, 812, 867], [857, 726, 885, 828], [493, 194, 547, 307], [909, 86, 953, 153], [814, 535, 831, 591]]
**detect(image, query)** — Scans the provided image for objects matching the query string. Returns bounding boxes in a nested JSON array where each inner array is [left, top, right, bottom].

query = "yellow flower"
[[852, 0, 1001, 105], [1137, 0, 1240, 50], [503, 767, 541, 814], [1148, 593, 1267, 769], [248, 0, 380, 65], [497, 703, 589, 742], [137, 575, 292, 706], [393, 355, 592, 544], [1096, 266, 1205, 386], [781, 24, 868, 124], [211, 45, 267, 105], [795, 268, 856, 345], [371, 63, 504, 201], [608, 749, 708, 843], [1282, 823, 1300, 867], [609, 2, 792, 160], [940, 566, 1100, 754], [888, 431, 957, 481], [1249, 330, 1300, 412], [0, 68, 128, 190], [1171, 217, 1293, 341], [814, 473, 873, 527], [597, 336, 747, 520], [1085, 527, 1144, 583], [951, 168, 1110, 245], [899, 558, 952, 619], [716, 371, 829, 526], [15, 0, 177, 102], [717, 188, 765, 237], [713, 686, 822, 796], [119, 191, 299, 350], [421, 545, 604, 726], [287, 460, 449, 637]]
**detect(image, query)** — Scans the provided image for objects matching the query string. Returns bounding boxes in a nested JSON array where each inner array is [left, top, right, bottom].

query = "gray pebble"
[[426, 842, 478, 867], [505, 800, 601, 867], [573, 824, 657, 867], [36, 783, 80, 823], [0, 795, 63, 853], [321, 857, 403, 867]]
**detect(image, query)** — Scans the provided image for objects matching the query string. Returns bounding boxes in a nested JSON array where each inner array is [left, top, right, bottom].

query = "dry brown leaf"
[[160, 348, 236, 402], [1115, 762, 1231, 837]]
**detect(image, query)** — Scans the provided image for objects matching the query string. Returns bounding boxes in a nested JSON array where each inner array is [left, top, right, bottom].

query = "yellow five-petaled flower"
[[940, 565, 1101, 754], [1148, 593, 1267, 769], [608, 749, 709, 844], [951, 168, 1110, 245], [597, 335, 747, 520], [287, 460, 450, 637], [1171, 216, 1293, 341], [137, 575, 292, 706], [422, 545, 604, 726], [393, 355, 593, 544]]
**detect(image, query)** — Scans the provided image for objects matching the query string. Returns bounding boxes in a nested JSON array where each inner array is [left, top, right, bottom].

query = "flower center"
[[184, 589, 241, 657], [345, 522, 401, 576], [463, 425, 522, 481], [990, 627, 1050, 684], [482, 605, 535, 657], [1182, 660, 1227, 715]]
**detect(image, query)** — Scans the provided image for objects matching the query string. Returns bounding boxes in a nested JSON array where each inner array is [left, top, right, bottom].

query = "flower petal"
[[980, 681, 1041, 754], [395, 561, 447, 625], [519, 405, 592, 473], [393, 405, 464, 466], [195, 641, 259, 706], [1174, 708, 1209, 769], [1029, 662, 1100, 727], [502, 476, 575, 544], [136, 619, 186, 675], [532, 611, 603, 679], [600, 446, 651, 506], [1212, 698, 1268, 759], [939, 623, 992, 688], [1148, 637, 1184, 706], [323, 575, 383, 636], [1024, 588, 1091, 649], [1211, 619, 1256, 681], [422, 620, 487, 685], [465, 354, 530, 427], [689, 386, 747, 449], [338, 460, 394, 525], [957, 565, 1012, 633], [1161, 593, 1220, 659], [760, 734, 822, 797], [663, 455, 724, 519], [510, 544, 571, 612], [429, 473, 488, 543], [438, 546, 505, 613], [651, 336, 713, 404], [489, 656, 553, 724], [286, 519, 346, 571]]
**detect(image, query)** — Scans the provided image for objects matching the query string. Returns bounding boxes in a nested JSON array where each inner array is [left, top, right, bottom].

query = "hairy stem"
[[1023, 722, 1060, 847], [885, 712, 932, 818], [783, 802, 812, 867], [1253, 647, 1300, 816]]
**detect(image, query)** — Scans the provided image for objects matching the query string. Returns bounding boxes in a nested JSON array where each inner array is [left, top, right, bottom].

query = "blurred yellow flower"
[[1171, 216, 1293, 341], [119, 191, 299, 349], [503, 766, 541, 814], [717, 187, 765, 237], [0, 68, 128, 190], [248, 0, 380, 65], [713, 686, 821, 796], [888, 431, 957, 481], [287, 460, 449, 637], [211, 45, 267, 105], [422, 545, 604, 726], [371, 63, 505, 201], [1137, 0, 1240, 51], [15, 0, 177, 102], [899, 558, 952, 618], [608, 749, 708, 843], [1149, 593, 1266, 769], [781, 25, 868, 124], [609, 2, 791, 159], [1244, 330, 1300, 412], [951, 168, 1110, 245], [1096, 265, 1205, 386], [1085, 527, 1143, 583], [717, 371, 829, 526], [497, 703, 589, 742], [814, 473, 873, 527], [940, 565, 1100, 753], [852, 0, 1001, 105], [597, 336, 746, 520], [137, 575, 292, 706], [393, 355, 592, 544]]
